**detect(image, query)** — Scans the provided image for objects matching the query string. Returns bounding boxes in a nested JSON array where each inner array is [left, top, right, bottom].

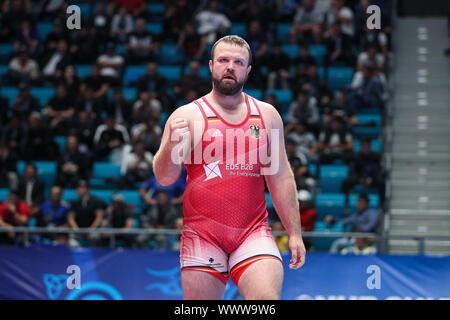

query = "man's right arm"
[[153, 103, 202, 186]]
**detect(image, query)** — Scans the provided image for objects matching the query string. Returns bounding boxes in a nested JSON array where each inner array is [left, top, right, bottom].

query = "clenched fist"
[[168, 118, 191, 164]]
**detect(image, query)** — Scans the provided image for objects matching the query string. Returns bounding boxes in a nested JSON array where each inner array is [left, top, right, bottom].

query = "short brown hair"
[[211, 35, 252, 65]]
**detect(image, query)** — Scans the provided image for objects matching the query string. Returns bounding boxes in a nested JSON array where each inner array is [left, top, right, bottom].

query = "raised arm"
[[261, 103, 306, 269]]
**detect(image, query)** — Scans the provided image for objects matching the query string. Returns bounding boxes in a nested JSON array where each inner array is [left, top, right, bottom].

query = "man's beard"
[[213, 74, 247, 96]]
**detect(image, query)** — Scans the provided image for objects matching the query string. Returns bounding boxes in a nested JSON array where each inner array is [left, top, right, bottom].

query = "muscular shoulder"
[[167, 102, 202, 122], [252, 99, 284, 131]]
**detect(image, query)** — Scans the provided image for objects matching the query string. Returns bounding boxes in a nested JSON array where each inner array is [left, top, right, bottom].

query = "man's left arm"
[[263, 104, 306, 269]]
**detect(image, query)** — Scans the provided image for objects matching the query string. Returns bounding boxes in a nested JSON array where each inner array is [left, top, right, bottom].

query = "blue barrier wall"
[[0, 246, 449, 300]]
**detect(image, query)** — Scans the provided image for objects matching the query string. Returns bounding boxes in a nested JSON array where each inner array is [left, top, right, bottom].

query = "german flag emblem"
[[250, 125, 260, 139]]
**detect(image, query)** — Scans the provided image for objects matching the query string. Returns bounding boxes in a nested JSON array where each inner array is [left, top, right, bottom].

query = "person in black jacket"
[[24, 111, 59, 161], [324, 21, 353, 66], [55, 135, 91, 188], [266, 41, 291, 90], [317, 114, 354, 164], [18, 163, 46, 215]]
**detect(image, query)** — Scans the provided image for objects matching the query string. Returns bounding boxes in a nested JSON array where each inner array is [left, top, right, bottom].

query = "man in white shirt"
[[195, 0, 231, 44], [323, 0, 354, 38], [97, 43, 124, 84]]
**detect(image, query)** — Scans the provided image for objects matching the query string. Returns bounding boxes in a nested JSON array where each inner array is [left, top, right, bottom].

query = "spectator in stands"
[[1, 112, 27, 158], [90, 1, 111, 47], [73, 111, 97, 153], [138, 191, 180, 249], [341, 139, 385, 199], [75, 86, 104, 122], [285, 120, 319, 163], [106, 87, 132, 127], [41, 39, 72, 82], [325, 193, 379, 253], [11, 83, 40, 124], [347, 61, 384, 112], [56, 65, 81, 102], [126, 17, 159, 64], [0, 0, 34, 43], [292, 46, 318, 80], [132, 91, 162, 121], [287, 90, 320, 133], [195, 0, 231, 45], [70, 26, 99, 65], [340, 236, 377, 255], [323, 0, 354, 38], [93, 113, 130, 162], [272, 220, 289, 252], [0, 87, 8, 127], [0, 189, 29, 245], [357, 44, 385, 71], [163, 1, 193, 43], [81, 64, 109, 103], [67, 180, 107, 245], [286, 138, 314, 191], [290, 0, 323, 44], [171, 217, 183, 250], [17, 163, 45, 215], [44, 83, 75, 134], [298, 189, 316, 250], [324, 21, 353, 66], [42, 19, 69, 52], [0, 144, 18, 190], [35, 185, 69, 244], [245, 19, 269, 88], [119, 140, 154, 190], [317, 114, 354, 164], [110, 0, 147, 18], [110, 6, 134, 43], [14, 20, 40, 59], [139, 166, 186, 211], [361, 28, 389, 59], [177, 22, 208, 62], [131, 114, 162, 155], [266, 41, 291, 90], [137, 62, 169, 112], [173, 60, 210, 102], [6, 49, 41, 86], [97, 42, 124, 86], [55, 135, 91, 189], [323, 90, 357, 127], [101, 193, 134, 247], [24, 111, 59, 161]]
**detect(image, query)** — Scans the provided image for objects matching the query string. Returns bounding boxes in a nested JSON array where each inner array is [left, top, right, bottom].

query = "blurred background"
[[0, 0, 449, 300]]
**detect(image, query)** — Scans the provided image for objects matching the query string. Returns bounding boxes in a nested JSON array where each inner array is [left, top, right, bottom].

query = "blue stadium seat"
[[122, 87, 137, 102], [277, 24, 292, 43], [1, 87, 18, 106], [90, 163, 121, 189], [313, 221, 344, 252], [265, 192, 273, 211], [147, 3, 165, 14], [353, 114, 382, 139], [0, 44, 13, 63], [160, 44, 184, 64], [229, 23, 246, 37], [245, 89, 263, 100], [75, 65, 91, 79], [348, 193, 379, 211], [146, 23, 163, 35], [62, 189, 78, 203], [17, 161, 56, 187], [91, 189, 114, 204], [0, 188, 9, 201], [183, 65, 210, 80], [54, 136, 67, 153], [78, 3, 91, 20], [308, 164, 317, 177], [327, 67, 354, 91], [160, 112, 169, 127], [0, 65, 8, 79], [308, 45, 327, 66], [30, 88, 55, 106], [315, 193, 346, 220], [36, 22, 54, 40], [124, 65, 146, 86], [265, 89, 292, 113], [353, 139, 381, 153], [319, 165, 349, 193], [282, 45, 299, 59], [158, 66, 182, 85]]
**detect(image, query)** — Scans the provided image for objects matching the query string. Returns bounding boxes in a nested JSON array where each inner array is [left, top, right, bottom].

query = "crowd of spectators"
[[0, 0, 390, 252]]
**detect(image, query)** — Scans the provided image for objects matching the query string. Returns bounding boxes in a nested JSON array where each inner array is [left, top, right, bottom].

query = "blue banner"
[[0, 246, 449, 300]]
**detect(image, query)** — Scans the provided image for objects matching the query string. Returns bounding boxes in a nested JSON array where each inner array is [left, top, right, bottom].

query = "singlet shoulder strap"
[[195, 97, 217, 119], [246, 94, 260, 117]]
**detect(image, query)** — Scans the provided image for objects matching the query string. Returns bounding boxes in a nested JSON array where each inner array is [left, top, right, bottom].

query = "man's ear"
[[209, 60, 213, 72], [247, 65, 252, 75]]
